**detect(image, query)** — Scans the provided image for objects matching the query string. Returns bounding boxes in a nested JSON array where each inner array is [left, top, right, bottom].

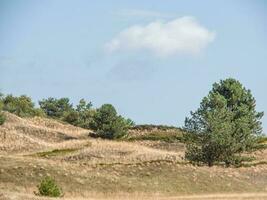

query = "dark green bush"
[[90, 104, 132, 139], [0, 112, 5, 125], [0, 93, 133, 134], [62, 110, 80, 126], [37, 176, 62, 197], [40, 98, 95, 129], [131, 124, 179, 131], [39, 97, 73, 118], [70, 99, 95, 129], [0, 98, 6, 125]]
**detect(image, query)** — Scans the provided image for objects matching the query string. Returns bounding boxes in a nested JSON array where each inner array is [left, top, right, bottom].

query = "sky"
[[0, 0, 267, 132]]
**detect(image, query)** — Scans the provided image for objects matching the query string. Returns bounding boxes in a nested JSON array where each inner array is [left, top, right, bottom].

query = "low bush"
[[37, 176, 62, 197], [0, 112, 5, 125], [0, 97, 6, 125]]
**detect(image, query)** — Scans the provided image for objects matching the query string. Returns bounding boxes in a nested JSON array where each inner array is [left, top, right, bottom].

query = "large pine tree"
[[184, 78, 264, 166]]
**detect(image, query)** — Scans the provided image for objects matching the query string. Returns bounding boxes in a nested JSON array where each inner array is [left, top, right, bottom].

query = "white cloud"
[[105, 16, 215, 57]]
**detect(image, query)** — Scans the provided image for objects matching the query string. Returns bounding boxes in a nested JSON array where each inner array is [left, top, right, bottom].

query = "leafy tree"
[[76, 99, 92, 113], [39, 97, 95, 128], [39, 97, 73, 118], [184, 78, 264, 166], [37, 176, 62, 197], [123, 118, 135, 128], [75, 99, 94, 128], [1, 94, 44, 117], [62, 99, 94, 128], [90, 104, 130, 139]]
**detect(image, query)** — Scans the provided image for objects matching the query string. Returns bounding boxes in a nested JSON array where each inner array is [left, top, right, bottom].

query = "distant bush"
[[123, 118, 135, 128], [39, 97, 73, 119], [127, 131, 183, 142], [62, 110, 80, 126], [90, 104, 132, 139], [39, 98, 95, 129], [0, 93, 133, 133], [0, 94, 44, 117], [65, 99, 95, 129], [0, 97, 6, 125], [131, 124, 180, 131], [0, 112, 5, 125], [37, 176, 62, 197]]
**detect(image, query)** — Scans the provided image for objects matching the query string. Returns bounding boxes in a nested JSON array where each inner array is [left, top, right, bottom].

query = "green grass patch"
[[28, 142, 91, 158], [31, 148, 79, 158]]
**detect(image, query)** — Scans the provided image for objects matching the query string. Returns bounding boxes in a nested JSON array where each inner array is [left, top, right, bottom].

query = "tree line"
[[0, 94, 134, 139], [0, 78, 266, 167]]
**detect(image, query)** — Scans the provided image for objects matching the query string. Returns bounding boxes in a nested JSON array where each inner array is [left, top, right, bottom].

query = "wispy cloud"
[[105, 16, 215, 57]]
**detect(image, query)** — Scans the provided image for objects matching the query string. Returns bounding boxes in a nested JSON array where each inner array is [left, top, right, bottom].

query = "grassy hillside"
[[0, 112, 267, 200]]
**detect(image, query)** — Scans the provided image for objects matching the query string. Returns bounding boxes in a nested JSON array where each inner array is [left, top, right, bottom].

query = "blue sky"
[[0, 0, 267, 132]]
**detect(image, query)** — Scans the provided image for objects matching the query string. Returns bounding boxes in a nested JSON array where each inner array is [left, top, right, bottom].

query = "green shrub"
[[39, 97, 73, 118], [0, 98, 5, 125], [40, 98, 95, 129], [1, 94, 44, 117], [62, 110, 80, 126], [65, 99, 95, 129], [90, 104, 132, 139], [37, 176, 62, 197], [0, 112, 5, 125]]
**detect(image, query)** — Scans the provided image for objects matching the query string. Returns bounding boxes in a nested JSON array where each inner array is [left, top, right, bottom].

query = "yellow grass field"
[[1, 112, 267, 200]]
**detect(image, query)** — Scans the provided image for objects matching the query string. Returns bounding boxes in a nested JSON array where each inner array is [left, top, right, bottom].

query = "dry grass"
[[0, 112, 89, 153], [61, 139, 183, 164], [0, 112, 267, 200]]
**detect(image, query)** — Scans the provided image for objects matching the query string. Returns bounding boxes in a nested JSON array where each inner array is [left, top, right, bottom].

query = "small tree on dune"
[[90, 104, 130, 139], [75, 99, 94, 128]]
